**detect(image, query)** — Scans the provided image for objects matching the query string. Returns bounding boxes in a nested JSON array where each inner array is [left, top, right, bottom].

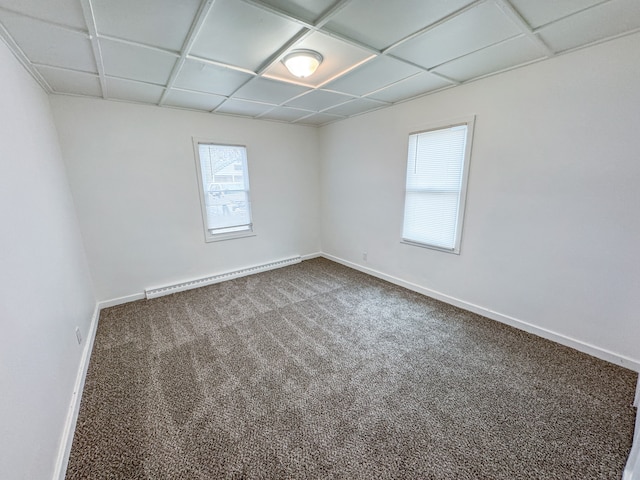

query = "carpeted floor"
[[66, 258, 637, 479]]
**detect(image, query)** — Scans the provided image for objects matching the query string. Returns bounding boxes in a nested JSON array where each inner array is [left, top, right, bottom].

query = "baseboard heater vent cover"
[[145, 256, 302, 299]]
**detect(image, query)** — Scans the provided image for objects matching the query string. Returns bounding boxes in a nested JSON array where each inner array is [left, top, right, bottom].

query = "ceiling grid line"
[[381, 0, 488, 55], [158, 0, 218, 106], [80, 0, 107, 99], [97, 33, 181, 57], [0, 6, 88, 36], [494, 0, 555, 57]]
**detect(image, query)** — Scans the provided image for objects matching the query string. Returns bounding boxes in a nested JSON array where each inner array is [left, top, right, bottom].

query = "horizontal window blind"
[[197, 143, 253, 237], [402, 124, 469, 251]]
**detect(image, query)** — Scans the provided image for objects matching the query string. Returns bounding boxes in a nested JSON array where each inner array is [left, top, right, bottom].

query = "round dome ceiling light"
[[282, 49, 323, 78]]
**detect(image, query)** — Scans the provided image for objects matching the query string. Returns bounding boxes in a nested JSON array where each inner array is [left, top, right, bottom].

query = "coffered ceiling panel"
[[262, 31, 374, 88], [232, 77, 310, 104], [508, 0, 605, 29], [433, 35, 545, 82], [257, 0, 336, 23], [297, 112, 345, 126], [2, 0, 639, 126], [191, 0, 301, 70], [0, 0, 86, 29], [92, 0, 201, 51], [325, 0, 475, 50], [322, 55, 423, 96], [100, 39, 178, 85], [164, 89, 225, 111], [323, 98, 387, 117], [284, 89, 354, 111], [37, 66, 102, 96], [216, 98, 277, 117], [258, 106, 311, 122], [0, 11, 96, 72], [389, 2, 521, 69], [366, 72, 451, 103], [106, 77, 164, 104], [537, 0, 640, 53], [173, 59, 252, 96]]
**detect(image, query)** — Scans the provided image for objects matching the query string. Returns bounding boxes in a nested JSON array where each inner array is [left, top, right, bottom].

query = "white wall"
[[0, 42, 96, 479], [319, 33, 640, 369], [50, 97, 321, 302]]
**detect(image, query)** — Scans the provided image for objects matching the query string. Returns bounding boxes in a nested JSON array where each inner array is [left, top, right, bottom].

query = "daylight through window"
[[402, 119, 474, 253], [195, 142, 253, 241]]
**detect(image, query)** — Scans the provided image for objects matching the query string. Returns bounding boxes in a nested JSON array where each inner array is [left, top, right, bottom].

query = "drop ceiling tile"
[[434, 36, 545, 82], [92, 0, 200, 51], [390, 2, 521, 69], [191, 0, 302, 71], [0, 0, 86, 29], [216, 99, 277, 117], [509, 0, 604, 29], [284, 89, 354, 111], [37, 66, 102, 97], [164, 89, 225, 111], [259, 106, 311, 122], [321, 55, 422, 96], [232, 77, 310, 104], [257, 0, 336, 23], [0, 11, 96, 72], [100, 39, 177, 85], [537, 0, 640, 53], [262, 31, 374, 88], [106, 77, 164, 104], [366, 72, 451, 103], [322, 98, 387, 116], [173, 59, 252, 96], [296, 112, 344, 126], [325, 0, 475, 50]]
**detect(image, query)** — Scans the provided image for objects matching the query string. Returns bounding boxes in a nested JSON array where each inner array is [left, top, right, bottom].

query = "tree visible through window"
[[402, 118, 474, 253], [194, 142, 253, 241]]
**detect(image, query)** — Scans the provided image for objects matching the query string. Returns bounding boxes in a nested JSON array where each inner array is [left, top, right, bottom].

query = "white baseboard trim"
[[321, 253, 640, 372], [52, 303, 101, 480], [624, 378, 640, 480], [145, 255, 302, 299], [301, 252, 322, 261], [99, 292, 145, 309]]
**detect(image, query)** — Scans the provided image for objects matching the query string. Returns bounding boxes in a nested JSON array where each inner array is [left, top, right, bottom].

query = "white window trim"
[[192, 137, 256, 243], [400, 115, 475, 254]]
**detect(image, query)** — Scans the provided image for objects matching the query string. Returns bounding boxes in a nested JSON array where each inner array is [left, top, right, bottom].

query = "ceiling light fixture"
[[282, 49, 323, 78]]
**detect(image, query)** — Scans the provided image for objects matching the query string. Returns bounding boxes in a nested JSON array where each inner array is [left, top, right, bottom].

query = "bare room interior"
[[1, 0, 639, 479]]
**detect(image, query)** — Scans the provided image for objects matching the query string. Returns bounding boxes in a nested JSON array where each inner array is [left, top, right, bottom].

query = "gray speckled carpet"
[[66, 258, 637, 479]]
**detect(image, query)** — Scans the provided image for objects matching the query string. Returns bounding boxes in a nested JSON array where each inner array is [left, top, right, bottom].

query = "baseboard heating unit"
[[144, 256, 302, 299]]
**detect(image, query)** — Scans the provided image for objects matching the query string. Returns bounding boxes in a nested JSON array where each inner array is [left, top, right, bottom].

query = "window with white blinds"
[[402, 118, 474, 253], [194, 141, 254, 242]]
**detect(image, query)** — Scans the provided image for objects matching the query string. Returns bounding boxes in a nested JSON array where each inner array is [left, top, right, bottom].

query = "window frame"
[[400, 116, 475, 254], [192, 138, 256, 243]]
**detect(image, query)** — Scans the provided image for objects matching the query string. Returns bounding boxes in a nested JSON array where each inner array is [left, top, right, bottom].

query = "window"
[[401, 117, 474, 253], [194, 140, 254, 242]]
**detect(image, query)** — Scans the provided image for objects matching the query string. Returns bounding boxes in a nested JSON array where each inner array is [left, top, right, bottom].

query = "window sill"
[[400, 239, 460, 255], [205, 230, 256, 243]]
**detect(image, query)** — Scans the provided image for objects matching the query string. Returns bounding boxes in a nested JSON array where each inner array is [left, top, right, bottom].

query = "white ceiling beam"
[[382, 0, 487, 55], [532, 0, 610, 32], [97, 34, 181, 57], [494, 0, 555, 57], [80, 0, 107, 99], [158, 0, 217, 106]]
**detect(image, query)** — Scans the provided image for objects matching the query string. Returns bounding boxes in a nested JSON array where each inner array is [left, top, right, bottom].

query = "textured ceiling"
[[1, 0, 639, 126]]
